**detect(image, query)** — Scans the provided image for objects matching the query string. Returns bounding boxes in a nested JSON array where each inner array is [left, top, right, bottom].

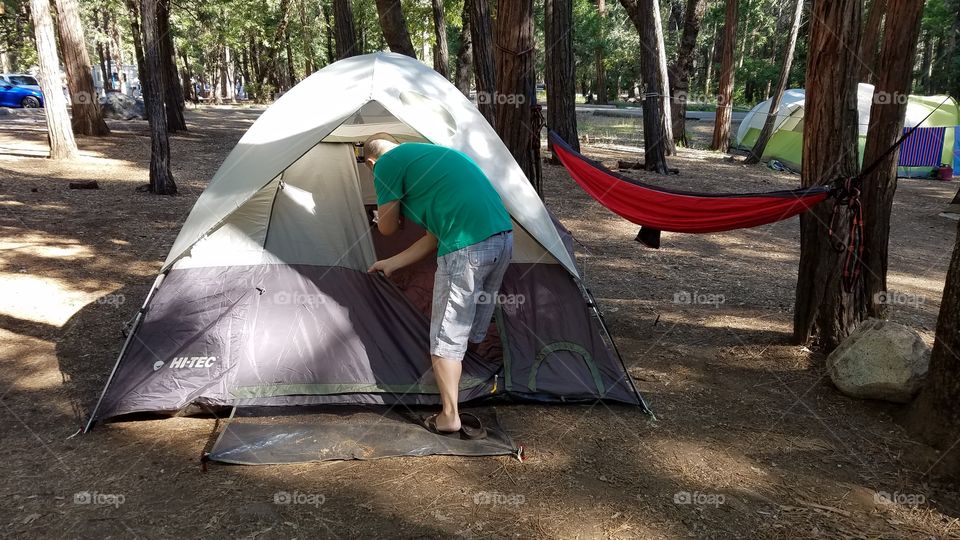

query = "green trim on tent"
[[229, 376, 490, 398], [528, 341, 605, 396]]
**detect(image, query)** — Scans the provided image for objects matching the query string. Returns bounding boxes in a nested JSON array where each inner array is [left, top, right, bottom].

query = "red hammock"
[[549, 132, 832, 247]]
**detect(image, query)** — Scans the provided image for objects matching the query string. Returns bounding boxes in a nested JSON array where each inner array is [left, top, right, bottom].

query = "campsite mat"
[[206, 406, 519, 464]]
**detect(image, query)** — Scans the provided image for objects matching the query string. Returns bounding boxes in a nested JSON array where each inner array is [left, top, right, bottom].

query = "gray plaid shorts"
[[430, 231, 513, 360]]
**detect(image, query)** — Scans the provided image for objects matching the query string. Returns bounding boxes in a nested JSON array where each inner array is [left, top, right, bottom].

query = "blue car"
[[0, 74, 44, 108]]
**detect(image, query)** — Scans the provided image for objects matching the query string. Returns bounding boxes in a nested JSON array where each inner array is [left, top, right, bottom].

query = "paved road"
[[571, 104, 748, 122]]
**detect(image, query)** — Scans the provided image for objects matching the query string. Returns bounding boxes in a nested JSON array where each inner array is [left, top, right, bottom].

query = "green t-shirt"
[[373, 143, 513, 256]]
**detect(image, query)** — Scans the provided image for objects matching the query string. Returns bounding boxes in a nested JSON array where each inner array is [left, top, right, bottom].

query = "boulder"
[[826, 319, 930, 403], [99, 92, 146, 120]]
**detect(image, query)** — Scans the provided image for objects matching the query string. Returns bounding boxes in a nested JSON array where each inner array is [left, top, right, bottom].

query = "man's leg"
[[431, 355, 462, 432]]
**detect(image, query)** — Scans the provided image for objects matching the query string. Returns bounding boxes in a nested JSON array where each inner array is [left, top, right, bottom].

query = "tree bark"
[[495, 0, 540, 189], [858, 0, 886, 85], [124, 0, 149, 111], [744, 0, 803, 164], [454, 0, 473, 96], [651, 0, 675, 154], [859, 0, 925, 319], [545, 0, 579, 154], [710, 0, 737, 151], [669, 0, 705, 147], [374, 0, 417, 58], [141, 0, 177, 195], [333, 0, 359, 59], [908, 219, 960, 478], [299, 0, 314, 75], [30, 0, 79, 159], [431, 0, 449, 78], [595, 0, 607, 105], [158, 0, 186, 132], [621, 0, 670, 173], [53, 0, 110, 136], [793, 0, 862, 350], [470, 0, 496, 128], [322, 1, 334, 64]]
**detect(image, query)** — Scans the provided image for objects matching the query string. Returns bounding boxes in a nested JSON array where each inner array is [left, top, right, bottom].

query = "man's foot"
[[432, 411, 461, 433]]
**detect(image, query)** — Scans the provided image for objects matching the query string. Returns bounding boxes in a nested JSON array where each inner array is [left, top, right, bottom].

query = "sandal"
[[458, 413, 487, 440], [423, 414, 461, 438]]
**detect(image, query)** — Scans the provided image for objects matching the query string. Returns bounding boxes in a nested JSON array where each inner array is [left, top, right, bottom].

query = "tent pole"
[[83, 272, 167, 433]]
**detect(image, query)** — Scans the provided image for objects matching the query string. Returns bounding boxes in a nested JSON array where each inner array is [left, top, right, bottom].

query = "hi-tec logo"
[[167, 356, 217, 369]]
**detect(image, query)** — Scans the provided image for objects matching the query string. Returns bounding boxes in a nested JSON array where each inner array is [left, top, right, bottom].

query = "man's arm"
[[368, 232, 438, 277], [376, 200, 401, 236]]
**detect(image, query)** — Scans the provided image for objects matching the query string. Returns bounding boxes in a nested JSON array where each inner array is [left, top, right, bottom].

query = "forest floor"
[[1, 104, 959, 539]]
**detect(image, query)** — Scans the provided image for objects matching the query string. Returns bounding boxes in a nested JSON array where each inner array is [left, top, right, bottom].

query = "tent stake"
[[83, 272, 166, 433]]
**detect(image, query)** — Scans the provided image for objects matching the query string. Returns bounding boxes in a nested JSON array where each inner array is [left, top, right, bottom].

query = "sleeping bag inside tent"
[[734, 84, 960, 176], [86, 53, 648, 429]]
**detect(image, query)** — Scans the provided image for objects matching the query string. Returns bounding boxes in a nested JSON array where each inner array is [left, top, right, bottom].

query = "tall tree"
[[621, 0, 670, 173], [374, 0, 416, 58], [431, 0, 449, 77], [859, 0, 926, 318], [744, 0, 803, 164], [299, 0, 314, 75], [54, 0, 110, 136], [470, 0, 496, 128], [124, 0, 149, 112], [333, 0, 359, 59], [669, 0, 706, 147], [141, 0, 177, 195], [158, 0, 186, 132], [30, 0, 79, 159], [651, 0, 675, 154], [908, 219, 960, 478], [322, 1, 335, 64], [495, 0, 539, 188], [710, 0, 737, 151], [793, 0, 862, 350], [595, 0, 607, 104], [454, 0, 473, 96], [859, 0, 886, 85], [545, 0, 579, 152]]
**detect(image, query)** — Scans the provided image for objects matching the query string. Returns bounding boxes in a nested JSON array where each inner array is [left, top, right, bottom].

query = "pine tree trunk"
[[299, 0, 314, 75], [30, 0, 79, 159], [545, 0, 579, 153], [454, 0, 473, 96], [124, 0, 148, 110], [322, 1, 334, 64], [470, 0, 496, 128], [158, 0, 185, 132], [669, 0, 706, 147], [860, 0, 925, 319], [374, 0, 416, 58], [793, 0, 862, 350], [54, 0, 110, 136], [494, 0, 540, 189], [652, 0, 675, 154], [333, 0, 358, 59], [908, 219, 960, 478], [595, 0, 607, 105], [710, 0, 737, 151], [858, 0, 886, 85], [431, 0, 449, 78], [621, 0, 669, 173], [703, 23, 715, 95], [141, 0, 177, 195], [744, 0, 802, 164]]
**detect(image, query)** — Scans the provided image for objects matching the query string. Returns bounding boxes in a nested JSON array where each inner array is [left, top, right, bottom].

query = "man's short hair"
[[363, 132, 400, 160]]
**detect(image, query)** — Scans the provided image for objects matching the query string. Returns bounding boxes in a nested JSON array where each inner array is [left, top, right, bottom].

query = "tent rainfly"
[[86, 52, 648, 429], [735, 83, 960, 176]]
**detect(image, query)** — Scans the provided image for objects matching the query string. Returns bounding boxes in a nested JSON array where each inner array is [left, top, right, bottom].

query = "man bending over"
[[364, 133, 513, 435]]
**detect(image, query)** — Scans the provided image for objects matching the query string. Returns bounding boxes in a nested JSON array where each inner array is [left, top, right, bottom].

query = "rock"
[[826, 319, 930, 403], [99, 92, 146, 120]]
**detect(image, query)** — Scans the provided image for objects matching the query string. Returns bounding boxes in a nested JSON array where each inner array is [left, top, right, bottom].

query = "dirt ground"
[[1, 105, 959, 539]]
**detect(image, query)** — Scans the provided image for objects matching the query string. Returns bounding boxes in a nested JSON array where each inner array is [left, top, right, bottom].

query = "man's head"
[[363, 133, 400, 169]]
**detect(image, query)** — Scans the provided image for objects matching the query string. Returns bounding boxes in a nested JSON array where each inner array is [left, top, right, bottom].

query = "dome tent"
[[735, 83, 960, 176], [86, 53, 648, 431]]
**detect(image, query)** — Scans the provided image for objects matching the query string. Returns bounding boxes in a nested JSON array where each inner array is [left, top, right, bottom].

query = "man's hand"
[[367, 257, 400, 277]]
